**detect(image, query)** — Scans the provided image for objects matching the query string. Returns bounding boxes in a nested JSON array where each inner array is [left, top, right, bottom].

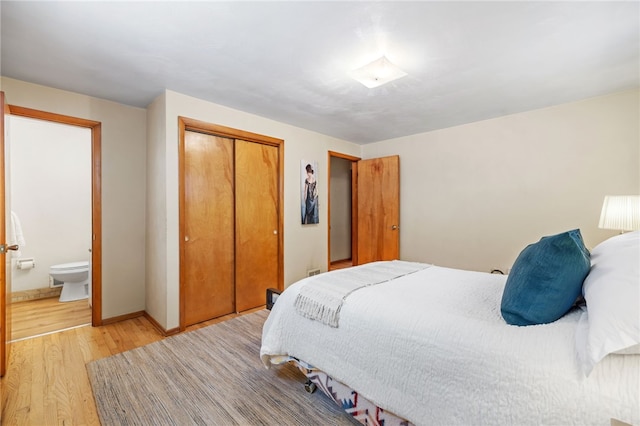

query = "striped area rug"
[[87, 310, 357, 425]]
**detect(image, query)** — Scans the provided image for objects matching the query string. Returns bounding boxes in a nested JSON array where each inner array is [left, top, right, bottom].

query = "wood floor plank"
[[27, 337, 43, 424], [3, 338, 31, 424], [44, 334, 62, 426], [62, 330, 97, 425]]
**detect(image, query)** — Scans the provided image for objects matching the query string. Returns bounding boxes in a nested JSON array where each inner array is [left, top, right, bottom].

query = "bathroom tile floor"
[[10, 297, 92, 341]]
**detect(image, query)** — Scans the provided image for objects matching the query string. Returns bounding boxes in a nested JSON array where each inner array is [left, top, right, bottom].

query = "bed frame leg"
[[304, 380, 317, 394]]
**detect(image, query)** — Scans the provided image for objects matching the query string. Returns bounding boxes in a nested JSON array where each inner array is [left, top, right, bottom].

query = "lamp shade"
[[598, 195, 640, 231]]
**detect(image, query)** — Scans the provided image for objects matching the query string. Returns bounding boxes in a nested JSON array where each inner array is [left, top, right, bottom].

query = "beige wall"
[[146, 90, 360, 330], [1, 77, 147, 319], [145, 93, 168, 327], [4, 76, 636, 329], [363, 89, 640, 273]]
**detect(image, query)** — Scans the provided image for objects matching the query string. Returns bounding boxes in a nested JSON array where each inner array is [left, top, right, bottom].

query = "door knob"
[[0, 244, 19, 254], [391, 225, 399, 230]]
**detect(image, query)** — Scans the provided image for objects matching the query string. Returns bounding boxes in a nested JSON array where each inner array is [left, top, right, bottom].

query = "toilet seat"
[[50, 261, 89, 272]]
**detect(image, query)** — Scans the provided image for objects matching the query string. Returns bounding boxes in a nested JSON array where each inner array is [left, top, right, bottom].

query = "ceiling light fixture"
[[349, 55, 407, 88]]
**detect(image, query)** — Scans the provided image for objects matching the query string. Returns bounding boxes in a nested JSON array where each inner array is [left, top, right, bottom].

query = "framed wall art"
[[301, 160, 319, 224]]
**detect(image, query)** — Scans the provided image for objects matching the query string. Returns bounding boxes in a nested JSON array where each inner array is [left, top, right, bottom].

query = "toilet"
[[49, 261, 90, 302]]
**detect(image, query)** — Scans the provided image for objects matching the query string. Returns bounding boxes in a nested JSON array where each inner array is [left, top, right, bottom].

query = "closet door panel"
[[184, 131, 235, 325], [235, 139, 278, 312]]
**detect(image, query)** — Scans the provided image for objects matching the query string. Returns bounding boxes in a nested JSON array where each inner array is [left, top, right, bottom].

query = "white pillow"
[[576, 231, 640, 375]]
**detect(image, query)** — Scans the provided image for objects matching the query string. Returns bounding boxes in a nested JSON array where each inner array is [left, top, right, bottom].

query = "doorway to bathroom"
[[7, 114, 93, 341]]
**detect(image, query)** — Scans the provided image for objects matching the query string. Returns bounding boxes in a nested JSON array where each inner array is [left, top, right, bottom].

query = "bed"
[[260, 230, 640, 426]]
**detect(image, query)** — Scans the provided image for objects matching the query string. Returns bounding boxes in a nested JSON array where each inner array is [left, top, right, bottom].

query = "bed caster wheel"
[[304, 380, 317, 393]]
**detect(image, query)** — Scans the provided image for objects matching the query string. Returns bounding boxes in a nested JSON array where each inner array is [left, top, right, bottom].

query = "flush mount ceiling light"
[[349, 55, 408, 88]]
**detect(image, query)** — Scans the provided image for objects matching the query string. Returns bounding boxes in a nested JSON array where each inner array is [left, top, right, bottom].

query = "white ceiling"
[[1, 1, 638, 144]]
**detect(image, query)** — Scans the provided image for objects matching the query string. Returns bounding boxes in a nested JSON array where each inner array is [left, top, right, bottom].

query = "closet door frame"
[[178, 117, 284, 331]]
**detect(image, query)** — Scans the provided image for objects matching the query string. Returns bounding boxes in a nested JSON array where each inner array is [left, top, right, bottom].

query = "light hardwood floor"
[[0, 306, 263, 425], [330, 259, 353, 270], [11, 297, 92, 341]]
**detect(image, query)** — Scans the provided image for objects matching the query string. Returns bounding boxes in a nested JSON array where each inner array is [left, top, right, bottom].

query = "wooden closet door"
[[183, 131, 235, 325], [235, 139, 279, 312]]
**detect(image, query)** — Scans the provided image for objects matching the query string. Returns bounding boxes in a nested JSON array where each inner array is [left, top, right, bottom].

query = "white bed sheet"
[[260, 262, 640, 426]]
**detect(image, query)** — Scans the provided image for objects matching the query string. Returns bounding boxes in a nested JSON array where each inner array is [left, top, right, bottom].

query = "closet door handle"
[[391, 225, 399, 230]]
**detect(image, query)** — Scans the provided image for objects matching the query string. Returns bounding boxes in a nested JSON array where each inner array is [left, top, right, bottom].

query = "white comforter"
[[260, 262, 640, 426]]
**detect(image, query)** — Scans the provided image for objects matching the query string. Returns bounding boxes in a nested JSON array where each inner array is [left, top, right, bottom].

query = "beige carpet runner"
[[87, 310, 356, 425]]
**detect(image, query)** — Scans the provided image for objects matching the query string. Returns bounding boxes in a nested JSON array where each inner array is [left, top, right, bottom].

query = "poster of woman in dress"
[[301, 160, 319, 224]]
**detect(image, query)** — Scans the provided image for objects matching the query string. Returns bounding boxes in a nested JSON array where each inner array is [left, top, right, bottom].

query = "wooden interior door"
[[183, 131, 235, 326], [356, 155, 400, 264], [235, 139, 279, 312], [0, 92, 8, 377]]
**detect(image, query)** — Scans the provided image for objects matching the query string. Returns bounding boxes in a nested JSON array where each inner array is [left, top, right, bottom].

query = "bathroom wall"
[[9, 115, 92, 293]]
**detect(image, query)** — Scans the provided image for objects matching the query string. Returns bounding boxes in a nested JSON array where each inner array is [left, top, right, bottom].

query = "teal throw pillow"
[[501, 229, 590, 326]]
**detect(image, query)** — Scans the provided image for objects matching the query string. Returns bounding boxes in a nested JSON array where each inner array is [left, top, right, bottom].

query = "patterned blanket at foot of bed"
[[290, 358, 413, 426]]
